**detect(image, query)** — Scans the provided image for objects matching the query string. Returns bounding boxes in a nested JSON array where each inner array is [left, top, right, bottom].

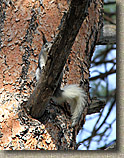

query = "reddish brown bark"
[[0, 0, 103, 150]]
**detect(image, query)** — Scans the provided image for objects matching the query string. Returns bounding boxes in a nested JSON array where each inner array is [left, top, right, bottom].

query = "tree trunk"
[[25, 0, 90, 118], [0, 0, 105, 150]]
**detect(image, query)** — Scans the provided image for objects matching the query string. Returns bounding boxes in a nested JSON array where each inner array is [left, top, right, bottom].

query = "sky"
[[76, 45, 116, 150]]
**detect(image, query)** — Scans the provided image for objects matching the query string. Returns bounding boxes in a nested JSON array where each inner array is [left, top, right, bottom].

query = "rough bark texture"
[[25, 0, 90, 119], [0, 0, 104, 150]]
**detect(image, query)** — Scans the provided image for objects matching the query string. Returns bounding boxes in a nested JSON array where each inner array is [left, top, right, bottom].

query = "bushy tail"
[[54, 84, 86, 127]]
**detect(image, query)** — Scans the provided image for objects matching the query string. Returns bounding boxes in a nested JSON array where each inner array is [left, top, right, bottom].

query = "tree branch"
[[87, 98, 105, 115], [105, 142, 116, 150], [76, 99, 115, 149], [91, 58, 116, 66], [104, 11, 116, 17], [89, 69, 116, 81], [24, 0, 89, 118], [97, 24, 116, 45], [104, 2, 116, 5]]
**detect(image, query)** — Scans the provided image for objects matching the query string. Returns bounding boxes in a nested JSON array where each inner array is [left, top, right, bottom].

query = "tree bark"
[[0, 0, 104, 150], [23, 0, 103, 149], [97, 24, 116, 45], [25, 0, 90, 118]]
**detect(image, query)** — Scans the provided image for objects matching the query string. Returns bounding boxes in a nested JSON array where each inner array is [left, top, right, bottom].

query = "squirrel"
[[35, 31, 87, 127]]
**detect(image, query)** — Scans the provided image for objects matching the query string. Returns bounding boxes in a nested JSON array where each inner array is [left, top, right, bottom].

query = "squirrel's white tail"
[[54, 84, 86, 127]]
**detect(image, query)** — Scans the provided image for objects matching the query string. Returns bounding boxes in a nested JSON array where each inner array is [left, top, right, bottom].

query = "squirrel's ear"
[[41, 31, 47, 45]]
